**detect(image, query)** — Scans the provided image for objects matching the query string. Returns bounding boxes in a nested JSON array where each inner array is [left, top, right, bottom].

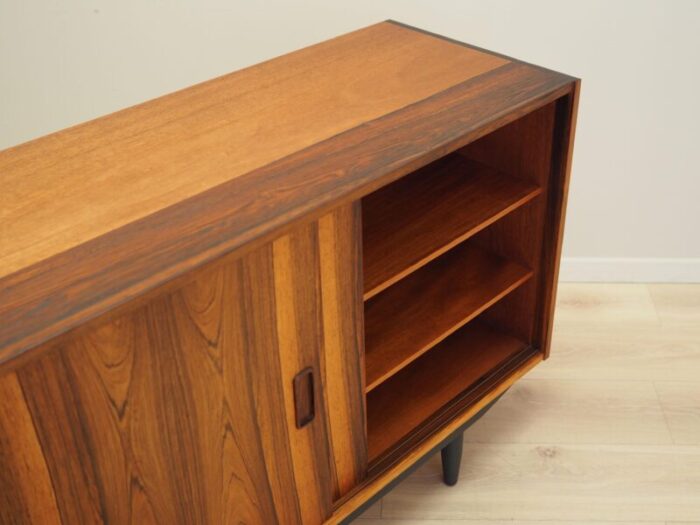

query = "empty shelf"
[[364, 242, 532, 391], [366, 321, 530, 462], [362, 154, 540, 300]]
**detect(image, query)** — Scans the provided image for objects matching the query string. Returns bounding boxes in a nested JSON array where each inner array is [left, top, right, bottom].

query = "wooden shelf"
[[366, 321, 529, 462], [364, 243, 532, 392], [362, 154, 541, 300]]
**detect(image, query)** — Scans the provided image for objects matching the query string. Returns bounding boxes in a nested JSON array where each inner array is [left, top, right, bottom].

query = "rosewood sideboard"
[[0, 21, 579, 524]]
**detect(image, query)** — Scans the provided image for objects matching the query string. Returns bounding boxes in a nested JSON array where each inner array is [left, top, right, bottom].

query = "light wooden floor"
[[356, 283, 700, 524]]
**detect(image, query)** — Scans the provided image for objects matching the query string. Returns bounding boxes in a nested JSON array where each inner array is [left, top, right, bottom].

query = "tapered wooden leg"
[[440, 432, 464, 486]]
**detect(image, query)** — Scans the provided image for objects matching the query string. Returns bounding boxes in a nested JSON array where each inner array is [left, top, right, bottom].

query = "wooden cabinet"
[[0, 21, 578, 524]]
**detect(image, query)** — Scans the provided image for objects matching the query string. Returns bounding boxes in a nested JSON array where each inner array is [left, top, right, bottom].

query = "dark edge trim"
[[538, 82, 580, 358], [0, 64, 575, 371], [339, 391, 508, 524], [386, 19, 580, 82], [351, 201, 370, 481]]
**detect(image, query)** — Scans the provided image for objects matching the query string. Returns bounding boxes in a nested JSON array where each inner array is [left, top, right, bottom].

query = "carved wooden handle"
[[293, 367, 315, 428]]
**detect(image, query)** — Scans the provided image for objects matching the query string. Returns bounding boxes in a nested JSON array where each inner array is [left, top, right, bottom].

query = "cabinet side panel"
[[318, 203, 368, 498], [537, 84, 580, 356]]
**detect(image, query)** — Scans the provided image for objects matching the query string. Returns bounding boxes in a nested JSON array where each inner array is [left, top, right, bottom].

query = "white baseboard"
[[559, 257, 700, 283]]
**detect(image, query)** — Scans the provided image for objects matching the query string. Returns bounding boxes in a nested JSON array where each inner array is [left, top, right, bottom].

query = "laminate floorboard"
[[362, 518, 660, 525], [380, 443, 700, 522], [649, 284, 700, 326], [654, 380, 700, 445], [463, 378, 673, 445]]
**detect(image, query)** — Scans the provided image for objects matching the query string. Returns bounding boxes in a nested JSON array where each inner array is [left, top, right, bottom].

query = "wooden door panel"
[[0, 203, 365, 524], [317, 204, 368, 497]]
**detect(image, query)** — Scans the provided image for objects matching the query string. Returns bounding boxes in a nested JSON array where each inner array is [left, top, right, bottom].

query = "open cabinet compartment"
[[366, 304, 535, 462], [361, 99, 562, 469]]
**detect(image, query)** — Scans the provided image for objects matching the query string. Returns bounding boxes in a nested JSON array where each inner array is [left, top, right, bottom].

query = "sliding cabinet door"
[[0, 204, 366, 525]]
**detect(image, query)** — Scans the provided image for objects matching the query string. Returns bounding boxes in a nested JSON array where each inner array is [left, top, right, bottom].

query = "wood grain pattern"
[[366, 322, 529, 462], [0, 207, 364, 524], [364, 243, 532, 391], [270, 226, 332, 524], [317, 204, 368, 497], [0, 59, 576, 371], [0, 373, 60, 525], [362, 155, 541, 299], [0, 21, 507, 280]]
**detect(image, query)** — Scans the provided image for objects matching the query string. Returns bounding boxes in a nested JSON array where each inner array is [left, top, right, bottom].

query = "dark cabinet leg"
[[440, 431, 464, 486]]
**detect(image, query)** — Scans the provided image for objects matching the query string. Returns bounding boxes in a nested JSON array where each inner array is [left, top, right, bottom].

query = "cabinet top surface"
[[1, 21, 506, 279], [0, 21, 575, 366]]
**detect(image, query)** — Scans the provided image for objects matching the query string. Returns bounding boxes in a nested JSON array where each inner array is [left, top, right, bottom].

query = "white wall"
[[2, 0, 699, 281]]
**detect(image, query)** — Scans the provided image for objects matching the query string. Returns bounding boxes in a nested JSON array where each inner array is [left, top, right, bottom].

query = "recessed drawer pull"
[[293, 367, 315, 428]]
